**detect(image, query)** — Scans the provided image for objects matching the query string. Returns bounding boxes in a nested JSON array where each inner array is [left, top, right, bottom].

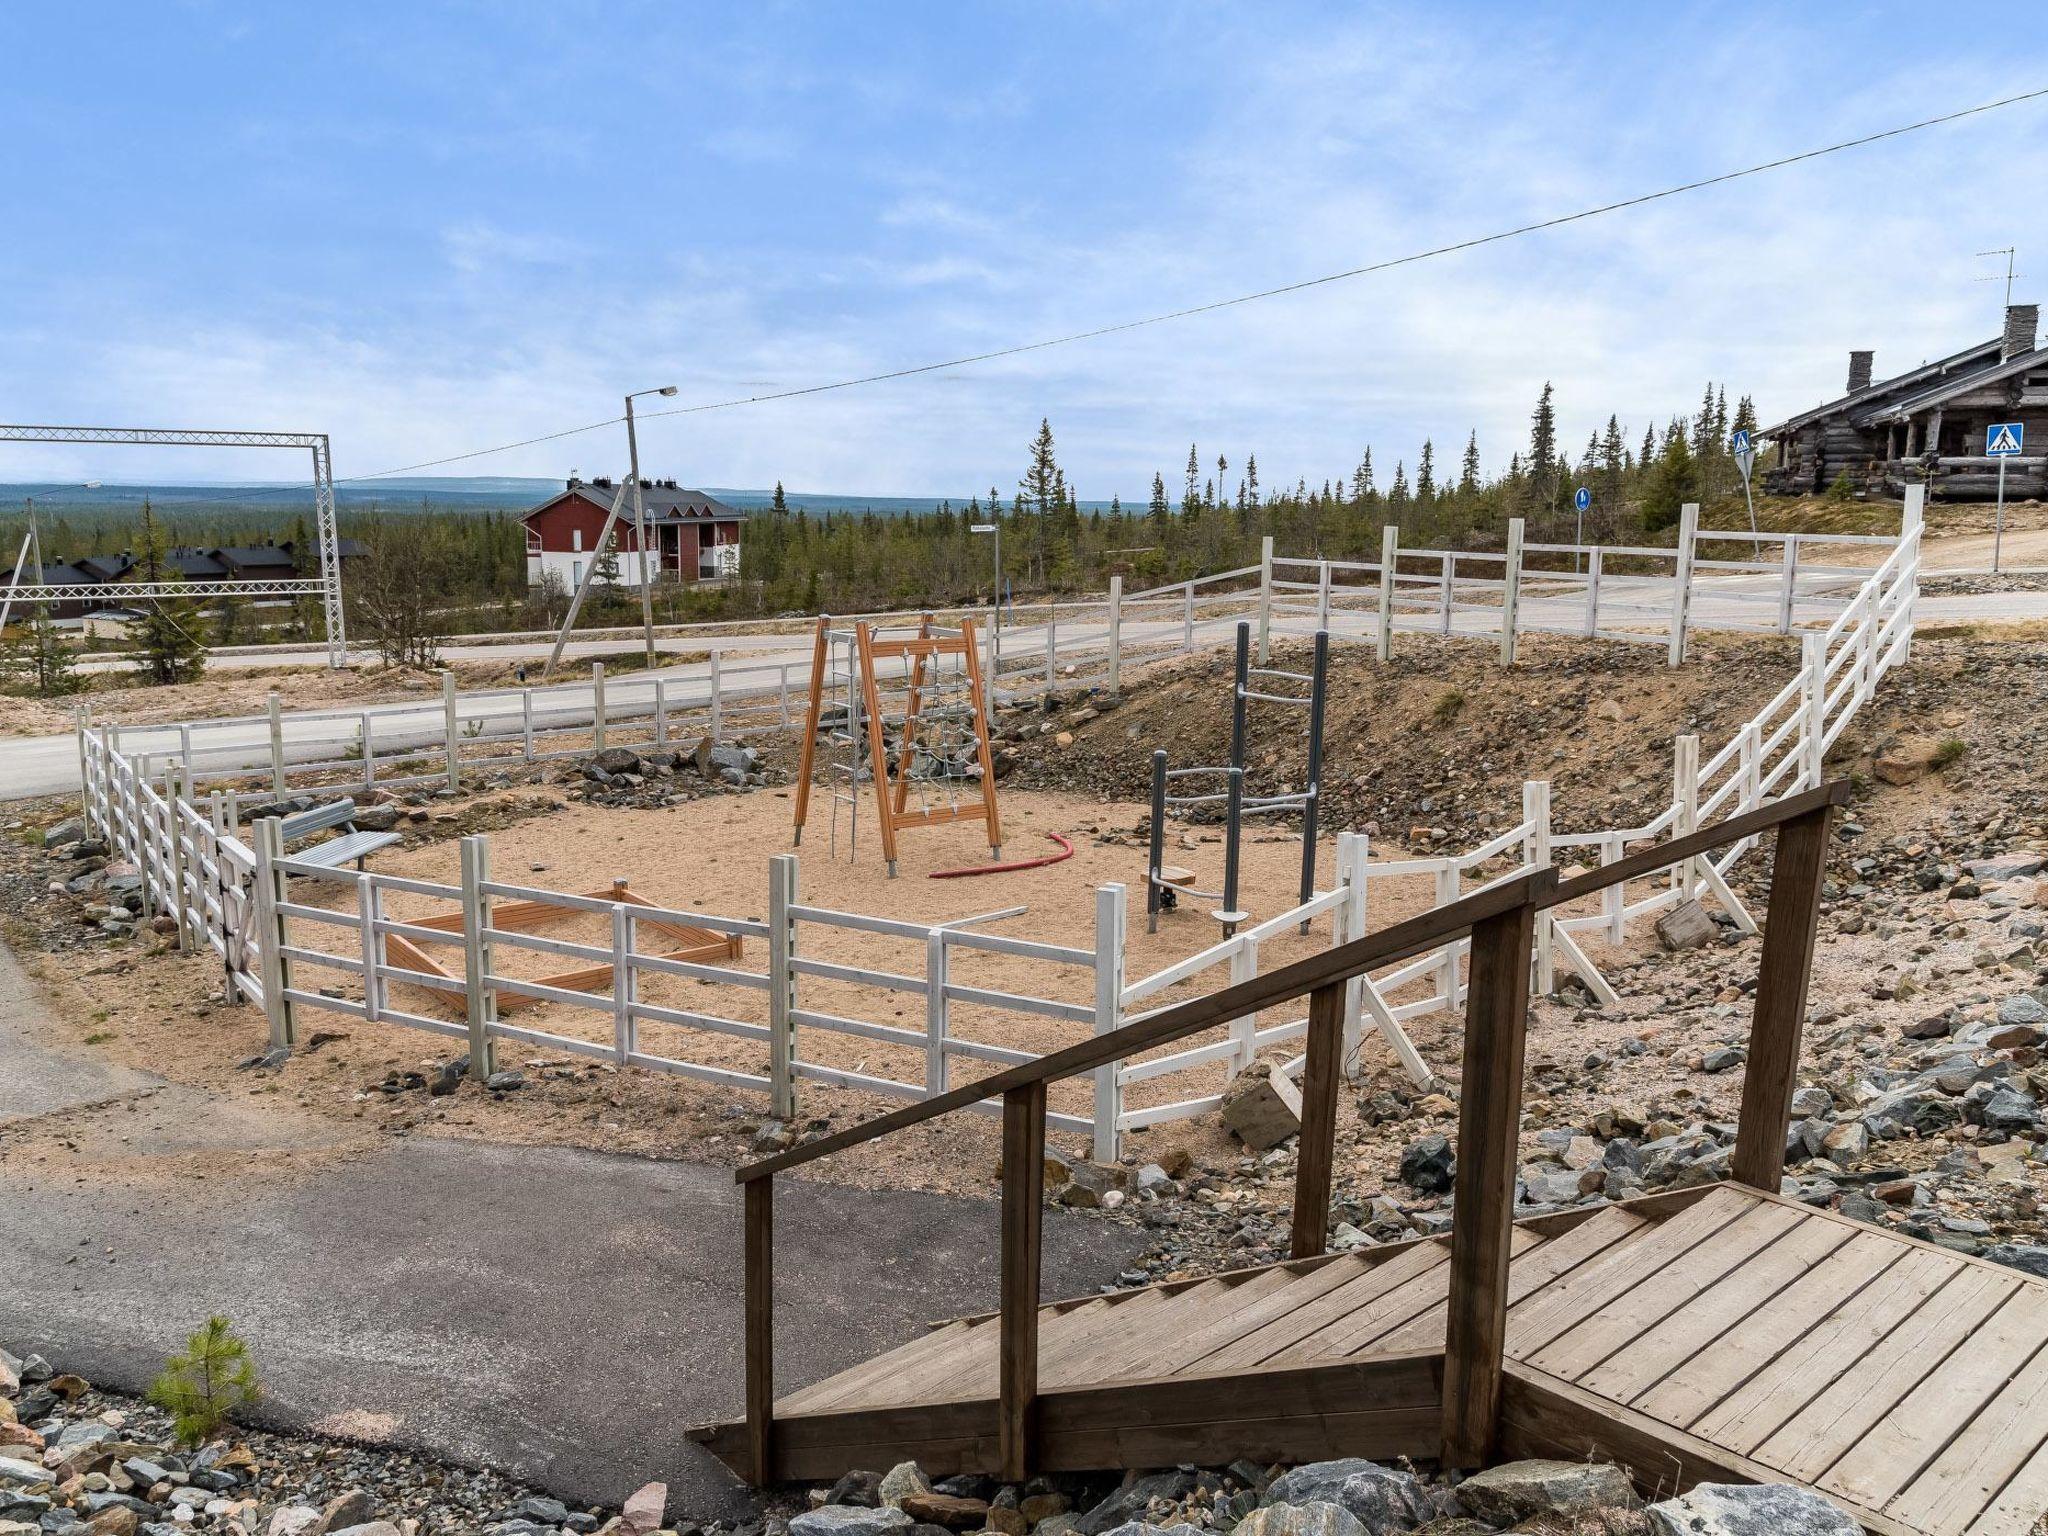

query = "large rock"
[[900, 1492, 992, 1529], [591, 747, 642, 776], [1233, 1502, 1366, 1536], [1262, 1459, 1438, 1532], [877, 1461, 933, 1509], [1221, 1061, 1303, 1150], [1453, 1460, 1637, 1523], [1074, 1472, 1199, 1535], [789, 1507, 915, 1536], [1644, 1483, 1859, 1535], [1399, 1134, 1456, 1196], [1655, 899, 1717, 952]]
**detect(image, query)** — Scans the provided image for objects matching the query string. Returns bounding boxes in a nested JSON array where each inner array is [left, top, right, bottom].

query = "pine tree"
[[1244, 454, 1260, 509], [1600, 415, 1626, 508], [1642, 431, 1702, 533], [1351, 447, 1375, 503], [1527, 382, 1557, 515], [1732, 394, 1758, 438], [133, 497, 205, 685], [1388, 459, 1410, 510], [149, 1316, 261, 1446], [1415, 440, 1436, 504], [771, 481, 789, 517], [1019, 417, 1060, 583], [1640, 423, 1656, 468], [1459, 432, 1481, 495], [1148, 472, 1169, 525], [0, 607, 77, 697], [1183, 445, 1201, 517]]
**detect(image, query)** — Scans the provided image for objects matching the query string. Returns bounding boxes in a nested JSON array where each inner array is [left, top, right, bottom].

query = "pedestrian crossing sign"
[[1987, 422, 2024, 457]]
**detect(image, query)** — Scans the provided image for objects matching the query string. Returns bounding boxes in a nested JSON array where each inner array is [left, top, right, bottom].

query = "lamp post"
[[971, 518, 1001, 709], [625, 385, 679, 668]]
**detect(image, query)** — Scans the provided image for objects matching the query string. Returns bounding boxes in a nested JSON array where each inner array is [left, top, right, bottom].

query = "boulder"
[[877, 1462, 933, 1509], [591, 747, 642, 776], [1232, 1502, 1366, 1536], [267, 1510, 321, 1536], [898, 1493, 991, 1529], [1399, 1134, 1456, 1196], [1644, 1482, 1859, 1535], [824, 1471, 882, 1509], [1262, 1459, 1438, 1532], [1074, 1472, 1199, 1535], [43, 817, 86, 847], [308, 1492, 377, 1535], [1221, 1060, 1303, 1150], [1452, 1460, 1637, 1523], [789, 1508, 914, 1536], [1655, 899, 1717, 953]]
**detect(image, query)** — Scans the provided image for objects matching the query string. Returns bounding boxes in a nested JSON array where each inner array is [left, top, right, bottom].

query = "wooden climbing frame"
[[792, 614, 1003, 875]]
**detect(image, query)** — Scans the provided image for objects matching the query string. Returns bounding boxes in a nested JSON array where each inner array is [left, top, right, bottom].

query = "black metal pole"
[[1298, 628, 1330, 932], [1147, 748, 1168, 934]]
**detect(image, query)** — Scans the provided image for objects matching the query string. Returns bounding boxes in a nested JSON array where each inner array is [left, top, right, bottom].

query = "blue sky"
[[3, 2, 2046, 499]]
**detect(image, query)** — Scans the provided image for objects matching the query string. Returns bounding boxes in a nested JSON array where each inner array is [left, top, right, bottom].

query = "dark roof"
[[278, 537, 367, 562], [524, 478, 741, 525], [1761, 338, 2003, 437], [171, 550, 228, 578], [213, 546, 297, 572], [0, 560, 96, 587], [1859, 344, 2048, 425], [74, 553, 133, 582]]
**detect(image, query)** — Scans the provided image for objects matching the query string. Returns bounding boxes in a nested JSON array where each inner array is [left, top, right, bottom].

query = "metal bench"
[[272, 798, 401, 872]]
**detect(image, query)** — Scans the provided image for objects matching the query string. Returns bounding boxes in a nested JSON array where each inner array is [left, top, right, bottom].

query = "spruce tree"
[[1459, 432, 1481, 495], [133, 497, 205, 685], [1527, 382, 1557, 515], [1183, 445, 1201, 517], [1415, 440, 1436, 504], [1148, 472, 1169, 525]]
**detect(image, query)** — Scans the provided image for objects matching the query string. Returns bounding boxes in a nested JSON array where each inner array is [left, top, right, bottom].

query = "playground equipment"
[[1146, 622, 1329, 937], [792, 615, 1003, 876]]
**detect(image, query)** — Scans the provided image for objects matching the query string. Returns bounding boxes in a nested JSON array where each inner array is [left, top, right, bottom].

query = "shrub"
[[149, 1315, 261, 1444], [1432, 687, 1466, 726], [1932, 736, 1967, 769]]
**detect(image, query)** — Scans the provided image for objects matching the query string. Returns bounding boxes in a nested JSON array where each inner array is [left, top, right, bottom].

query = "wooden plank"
[[1894, 1337, 2048, 1533], [1497, 1364, 1923, 1536], [1821, 1286, 2048, 1512], [776, 1317, 986, 1414], [1527, 1201, 1807, 1383], [1732, 803, 1832, 1190], [1441, 898, 1540, 1468], [1291, 982, 1347, 1259], [1962, 1430, 2048, 1536], [1629, 1231, 1904, 1431], [1753, 1265, 2017, 1481], [1574, 1208, 1854, 1406], [1290, 1228, 1543, 1365], [1374, 1206, 1652, 1356], [1692, 1247, 1961, 1453], [1192, 1240, 1452, 1374], [1503, 1186, 1757, 1359], [744, 1177, 774, 1486], [998, 1081, 1047, 1481], [1086, 1263, 1369, 1384]]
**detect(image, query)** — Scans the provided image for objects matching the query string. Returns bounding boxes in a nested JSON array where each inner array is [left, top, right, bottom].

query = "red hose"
[[929, 831, 1075, 878]]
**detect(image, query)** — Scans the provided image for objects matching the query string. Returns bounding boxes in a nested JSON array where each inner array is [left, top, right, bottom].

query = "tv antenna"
[[1976, 246, 2021, 308]]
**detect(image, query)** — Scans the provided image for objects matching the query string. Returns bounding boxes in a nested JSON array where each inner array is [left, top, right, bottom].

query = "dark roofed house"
[[74, 552, 134, 584], [521, 475, 743, 590], [1763, 302, 2048, 499], [0, 560, 100, 620]]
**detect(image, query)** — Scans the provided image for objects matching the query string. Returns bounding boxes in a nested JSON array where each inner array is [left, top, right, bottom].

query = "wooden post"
[[925, 925, 949, 1096], [1337, 831, 1369, 1065], [253, 815, 295, 1050], [1525, 780, 1552, 995], [709, 648, 723, 742], [1900, 484, 1924, 664], [654, 678, 669, 747], [1583, 546, 1603, 638], [521, 687, 535, 763], [768, 854, 797, 1120], [998, 1081, 1047, 1483], [1801, 632, 1827, 789], [1290, 982, 1347, 1259], [165, 765, 189, 951], [591, 661, 607, 754], [359, 709, 375, 793], [1777, 537, 1799, 635], [1181, 582, 1194, 650], [442, 670, 461, 791], [1106, 575, 1123, 694], [74, 706, 91, 828], [1092, 884, 1125, 1164], [1667, 501, 1698, 666], [1377, 524, 1398, 661], [267, 690, 286, 795], [461, 835, 496, 1080], [1673, 733, 1700, 902], [1499, 517, 1523, 665], [1256, 534, 1274, 664], [744, 1176, 775, 1485], [1316, 559, 1332, 631], [1440, 895, 1540, 1470], [1731, 802, 1833, 1191]]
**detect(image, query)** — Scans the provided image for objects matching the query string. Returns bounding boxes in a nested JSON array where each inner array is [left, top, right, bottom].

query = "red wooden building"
[[522, 476, 743, 591]]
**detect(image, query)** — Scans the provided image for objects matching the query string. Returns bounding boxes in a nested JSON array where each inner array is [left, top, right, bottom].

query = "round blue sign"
[[1573, 486, 1591, 512]]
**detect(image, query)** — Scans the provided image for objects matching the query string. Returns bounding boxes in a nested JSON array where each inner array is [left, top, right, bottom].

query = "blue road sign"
[[1987, 422, 2025, 457], [1730, 428, 1751, 454], [1573, 486, 1591, 512]]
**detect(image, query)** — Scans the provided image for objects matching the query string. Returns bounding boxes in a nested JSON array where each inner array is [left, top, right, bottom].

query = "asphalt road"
[[0, 945, 1150, 1516]]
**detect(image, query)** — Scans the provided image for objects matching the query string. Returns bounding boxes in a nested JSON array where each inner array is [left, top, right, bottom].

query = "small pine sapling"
[[148, 1315, 261, 1444]]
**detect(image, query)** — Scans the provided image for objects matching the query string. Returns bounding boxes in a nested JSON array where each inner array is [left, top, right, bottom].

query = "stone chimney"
[[1846, 350, 1874, 393], [2003, 303, 2039, 360]]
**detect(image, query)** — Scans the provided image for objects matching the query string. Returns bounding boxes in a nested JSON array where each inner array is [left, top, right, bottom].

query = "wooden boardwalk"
[[696, 1182, 2048, 1534]]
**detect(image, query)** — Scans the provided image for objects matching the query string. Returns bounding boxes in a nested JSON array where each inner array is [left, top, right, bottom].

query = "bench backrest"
[[275, 799, 356, 841]]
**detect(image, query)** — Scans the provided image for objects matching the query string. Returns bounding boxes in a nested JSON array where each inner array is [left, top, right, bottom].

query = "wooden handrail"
[[737, 780, 1848, 1487]]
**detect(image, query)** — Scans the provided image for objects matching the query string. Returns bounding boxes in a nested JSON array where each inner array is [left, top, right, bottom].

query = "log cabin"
[[1763, 302, 2047, 499]]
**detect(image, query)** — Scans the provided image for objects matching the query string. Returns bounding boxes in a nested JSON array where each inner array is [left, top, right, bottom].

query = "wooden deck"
[[696, 1182, 2048, 1536]]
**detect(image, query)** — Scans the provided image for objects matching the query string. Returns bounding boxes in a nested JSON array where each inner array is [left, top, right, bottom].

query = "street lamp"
[[971, 519, 1001, 709], [625, 385, 679, 667]]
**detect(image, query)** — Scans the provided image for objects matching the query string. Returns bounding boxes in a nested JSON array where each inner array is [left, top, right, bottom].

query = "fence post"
[[1667, 500, 1699, 666], [768, 853, 798, 1121], [460, 834, 496, 1080], [1583, 547, 1603, 637], [1290, 982, 1347, 1259], [74, 706, 91, 828], [1673, 733, 1700, 902], [1106, 575, 1123, 694], [1777, 537, 1799, 635], [1900, 484, 1924, 664], [1338, 831, 1369, 1066], [1181, 582, 1194, 650], [654, 678, 669, 747], [1435, 863, 1460, 1005], [1316, 559, 1332, 631], [442, 670, 461, 791], [1500, 517, 1524, 665], [1800, 632, 1827, 789], [613, 902, 635, 1065], [998, 1082, 1047, 1483], [267, 690, 286, 796], [1092, 884, 1126, 1164], [358, 873, 383, 1024], [359, 709, 375, 793], [1044, 605, 1056, 694], [1255, 534, 1274, 663], [165, 765, 189, 952], [591, 661, 607, 753], [253, 815, 295, 1050], [744, 1176, 775, 1485], [778, 664, 792, 727], [1377, 524, 1398, 661], [1524, 780, 1552, 994], [710, 648, 723, 742], [925, 927, 949, 1096], [522, 687, 535, 763], [1229, 936, 1258, 1074], [1440, 892, 1541, 1469], [1439, 553, 1453, 635]]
